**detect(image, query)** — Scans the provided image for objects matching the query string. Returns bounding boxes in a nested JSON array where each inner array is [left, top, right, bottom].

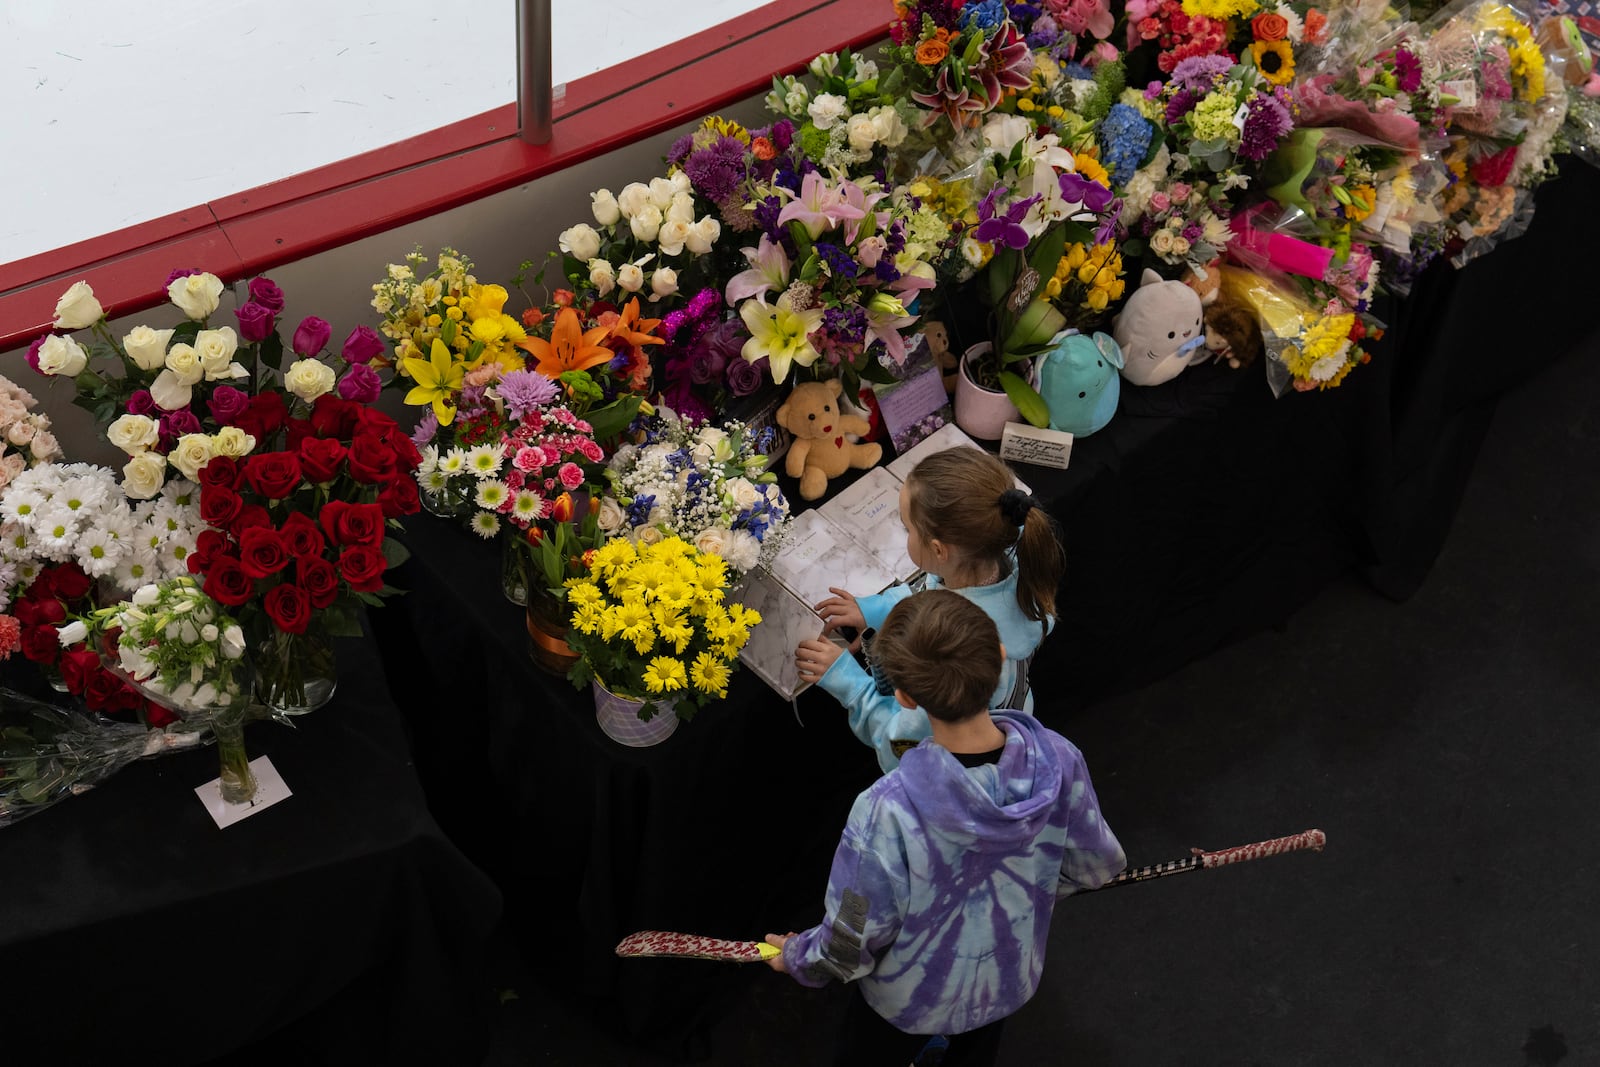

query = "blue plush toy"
[[1037, 330, 1124, 437]]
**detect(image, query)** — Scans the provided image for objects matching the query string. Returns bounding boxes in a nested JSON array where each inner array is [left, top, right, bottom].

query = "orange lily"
[[606, 298, 666, 350], [516, 307, 614, 378]]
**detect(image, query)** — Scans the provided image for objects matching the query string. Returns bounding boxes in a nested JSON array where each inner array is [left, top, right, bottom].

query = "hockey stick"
[[615, 829, 1327, 963]]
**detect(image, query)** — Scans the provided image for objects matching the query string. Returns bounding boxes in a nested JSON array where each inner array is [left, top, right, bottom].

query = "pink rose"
[[1149, 192, 1171, 214]]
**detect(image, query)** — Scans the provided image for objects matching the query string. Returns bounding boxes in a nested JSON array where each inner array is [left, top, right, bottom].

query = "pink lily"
[[724, 235, 792, 305], [835, 181, 886, 245], [862, 291, 919, 367], [776, 171, 866, 241]]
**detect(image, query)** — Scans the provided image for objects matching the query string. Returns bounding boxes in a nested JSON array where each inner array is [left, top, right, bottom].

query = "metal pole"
[[516, 0, 553, 144]]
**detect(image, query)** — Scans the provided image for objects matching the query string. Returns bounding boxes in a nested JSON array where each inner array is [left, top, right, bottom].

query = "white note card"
[[999, 422, 1073, 469], [820, 467, 917, 581], [195, 755, 293, 829]]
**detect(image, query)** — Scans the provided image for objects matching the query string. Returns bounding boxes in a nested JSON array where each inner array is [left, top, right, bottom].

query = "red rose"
[[33, 597, 67, 625], [198, 454, 243, 490], [279, 512, 327, 558], [238, 526, 291, 580], [83, 668, 129, 713], [52, 564, 92, 602], [319, 500, 385, 547], [20, 624, 60, 663], [230, 504, 273, 538], [143, 698, 179, 729], [297, 554, 341, 609], [25, 569, 56, 600], [354, 405, 397, 435], [244, 451, 303, 499], [384, 426, 422, 471], [58, 647, 101, 695], [286, 416, 315, 453], [263, 582, 312, 635], [200, 484, 243, 528], [310, 395, 360, 439], [188, 528, 232, 574], [298, 436, 349, 484], [1250, 11, 1288, 39], [378, 474, 420, 519], [202, 555, 256, 607], [234, 391, 287, 441], [338, 544, 388, 592], [345, 432, 396, 484]]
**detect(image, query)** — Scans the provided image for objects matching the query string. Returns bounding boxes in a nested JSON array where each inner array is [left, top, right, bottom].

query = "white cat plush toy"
[[1111, 268, 1208, 387]]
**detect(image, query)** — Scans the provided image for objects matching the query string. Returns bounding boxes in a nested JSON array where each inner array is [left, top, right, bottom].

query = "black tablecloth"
[[373, 157, 1600, 1060], [1, 633, 503, 1066]]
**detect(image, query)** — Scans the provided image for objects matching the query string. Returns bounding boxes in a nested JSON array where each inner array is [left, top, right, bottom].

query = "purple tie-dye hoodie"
[[781, 712, 1125, 1036]]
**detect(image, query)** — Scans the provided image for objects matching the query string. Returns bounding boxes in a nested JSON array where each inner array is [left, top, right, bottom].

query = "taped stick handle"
[[1088, 829, 1326, 892]]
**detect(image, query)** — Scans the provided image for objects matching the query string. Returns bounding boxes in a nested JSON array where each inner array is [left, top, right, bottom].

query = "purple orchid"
[[973, 186, 1041, 250], [1059, 172, 1116, 214]]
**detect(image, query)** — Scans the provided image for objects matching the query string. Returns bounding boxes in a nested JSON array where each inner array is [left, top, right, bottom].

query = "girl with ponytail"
[[795, 447, 1065, 773]]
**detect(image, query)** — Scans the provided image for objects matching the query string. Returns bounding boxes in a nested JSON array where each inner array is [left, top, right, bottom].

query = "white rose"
[[725, 476, 762, 510], [57, 620, 89, 647], [211, 426, 257, 458], [649, 267, 679, 301], [36, 335, 88, 377], [1150, 229, 1176, 255], [693, 526, 731, 559], [634, 525, 664, 547], [168, 272, 224, 320], [122, 326, 174, 371], [665, 193, 696, 225], [164, 342, 204, 385], [148, 369, 194, 411], [685, 217, 721, 256], [847, 113, 878, 153], [596, 496, 626, 534], [617, 262, 646, 293], [167, 433, 215, 481], [285, 358, 337, 402], [870, 106, 907, 148], [52, 281, 104, 330], [559, 223, 602, 262], [588, 259, 616, 297], [647, 176, 676, 209], [629, 205, 662, 243], [655, 219, 692, 257], [122, 452, 167, 500], [807, 92, 849, 131], [590, 188, 621, 226], [1170, 236, 1191, 257], [192, 327, 239, 377], [616, 182, 652, 218], [107, 414, 160, 455], [667, 171, 692, 197]]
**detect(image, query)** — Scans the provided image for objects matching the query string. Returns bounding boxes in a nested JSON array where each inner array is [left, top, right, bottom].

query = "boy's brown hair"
[[873, 589, 1002, 722]]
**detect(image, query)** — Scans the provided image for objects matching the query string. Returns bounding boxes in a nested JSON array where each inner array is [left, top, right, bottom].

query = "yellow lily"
[[516, 306, 615, 379], [403, 337, 467, 425]]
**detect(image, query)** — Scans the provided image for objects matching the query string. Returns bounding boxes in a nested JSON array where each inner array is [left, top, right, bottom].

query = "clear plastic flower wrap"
[[1214, 262, 1381, 397], [0, 687, 204, 828]]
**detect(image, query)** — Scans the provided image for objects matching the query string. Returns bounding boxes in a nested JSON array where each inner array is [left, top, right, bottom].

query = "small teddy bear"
[[918, 321, 959, 394], [775, 378, 882, 501], [1203, 299, 1264, 371]]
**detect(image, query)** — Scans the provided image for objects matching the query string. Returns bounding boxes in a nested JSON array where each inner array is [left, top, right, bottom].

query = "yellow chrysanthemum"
[[642, 656, 688, 694], [690, 652, 732, 698], [571, 602, 606, 634], [566, 580, 603, 608], [653, 608, 694, 653], [1182, 0, 1258, 18]]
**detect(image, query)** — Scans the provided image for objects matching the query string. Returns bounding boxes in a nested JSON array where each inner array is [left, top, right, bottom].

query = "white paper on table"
[[820, 467, 918, 582], [194, 755, 293, 829], [765, 509, 899, 611], [884, 421, 1033, 493]]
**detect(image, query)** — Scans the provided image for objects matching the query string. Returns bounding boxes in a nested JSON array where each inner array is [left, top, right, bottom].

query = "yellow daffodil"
[[402, 338, 466, 425]]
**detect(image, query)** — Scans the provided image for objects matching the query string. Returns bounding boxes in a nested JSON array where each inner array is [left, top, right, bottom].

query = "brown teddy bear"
[[776, 378, 882, 501], [1203, 298, 1263, 371], [918, 321, 959, 394]]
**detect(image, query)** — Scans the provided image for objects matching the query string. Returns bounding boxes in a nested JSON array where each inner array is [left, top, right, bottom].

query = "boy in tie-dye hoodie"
[[767, 589, 1125, 1066]]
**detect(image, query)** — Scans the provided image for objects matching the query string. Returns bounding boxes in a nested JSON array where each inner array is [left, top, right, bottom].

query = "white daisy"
[[475, 480, 510, 511], [76, 526, 126, 577], [438, 448, 468, 474], [421, 469, 453, 494], [470, 511, 501, 539], [510, 490, 547, 522], [35, 506, 80, 558], [160, 478, 199, 508], [0, 487, 44, 525], [112, 548, 161, 593], [417, 445, 439, 476], [465, 444, 505, 477]]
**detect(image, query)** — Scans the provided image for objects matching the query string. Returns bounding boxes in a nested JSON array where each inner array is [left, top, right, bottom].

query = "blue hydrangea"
[[1097, 103, 1154, 187], [960, 0, 1007, 30]]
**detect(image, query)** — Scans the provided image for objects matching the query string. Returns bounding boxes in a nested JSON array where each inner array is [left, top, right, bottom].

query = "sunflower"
[[1250, 40, 1296, 86]]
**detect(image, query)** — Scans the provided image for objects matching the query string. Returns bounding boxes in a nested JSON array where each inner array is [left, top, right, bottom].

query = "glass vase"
[[526, 589, 579, 677], [420, 474, 474, 520], [501, 534, 534, 607], [210, 705, 257, 805], [251, 618, 338, 717]]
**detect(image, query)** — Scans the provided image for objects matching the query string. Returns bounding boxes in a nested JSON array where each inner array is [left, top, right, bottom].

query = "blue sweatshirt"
[[781, 712, 1125, 1036], [816, 567, 1052, 773]]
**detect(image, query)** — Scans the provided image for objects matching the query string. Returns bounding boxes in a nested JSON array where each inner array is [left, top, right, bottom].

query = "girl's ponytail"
[[1013, 504, 1064, 623]]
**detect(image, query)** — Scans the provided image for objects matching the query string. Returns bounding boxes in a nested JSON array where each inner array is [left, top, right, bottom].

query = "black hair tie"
[[998, 488, 1036, 527]]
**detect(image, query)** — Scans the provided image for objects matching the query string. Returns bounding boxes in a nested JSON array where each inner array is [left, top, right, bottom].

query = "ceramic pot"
[[954, 342, 1032, 441]]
